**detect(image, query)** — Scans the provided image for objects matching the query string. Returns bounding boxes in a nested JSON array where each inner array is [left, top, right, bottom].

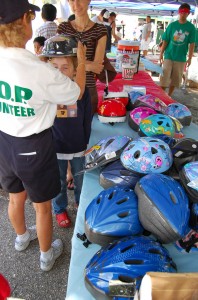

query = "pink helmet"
[[134, 94, 167, 113], [128, 106, 157, 131]]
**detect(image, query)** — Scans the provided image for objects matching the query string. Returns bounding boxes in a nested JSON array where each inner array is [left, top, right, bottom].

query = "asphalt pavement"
[[0, 77, 198, 300]]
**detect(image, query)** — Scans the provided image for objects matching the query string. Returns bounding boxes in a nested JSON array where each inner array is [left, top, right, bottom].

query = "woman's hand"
[[86, 60, 104, 74]]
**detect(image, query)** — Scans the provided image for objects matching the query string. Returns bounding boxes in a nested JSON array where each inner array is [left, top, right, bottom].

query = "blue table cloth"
[[66, 115, 198, 300]]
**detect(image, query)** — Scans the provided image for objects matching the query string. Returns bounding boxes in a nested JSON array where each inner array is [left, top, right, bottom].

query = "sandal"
[[67, 179, 74, 190], [56, 211, 71, 228]]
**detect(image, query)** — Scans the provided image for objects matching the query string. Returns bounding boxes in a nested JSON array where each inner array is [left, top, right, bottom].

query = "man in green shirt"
[[159, 3, 196, 96]]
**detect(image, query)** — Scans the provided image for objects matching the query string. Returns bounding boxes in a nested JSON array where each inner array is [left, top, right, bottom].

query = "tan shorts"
[[160, 59, 186, 88]]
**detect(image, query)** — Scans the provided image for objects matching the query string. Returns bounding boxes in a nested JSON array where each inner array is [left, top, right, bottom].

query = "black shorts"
[[0, 129, 60, 203]]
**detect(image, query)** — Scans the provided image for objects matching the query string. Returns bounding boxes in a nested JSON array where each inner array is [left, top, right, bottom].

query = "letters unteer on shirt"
[[0, 80, 35, 117]]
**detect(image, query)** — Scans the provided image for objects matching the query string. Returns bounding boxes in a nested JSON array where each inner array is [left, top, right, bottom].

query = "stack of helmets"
[[128, 107, 157, 132], [135, 173, 190, 243], [84, 236, 177, 300], [98, 100, 126, 124], [127, 91, 145, 111], [84, 136, 131, 170], [85, 186, 143, 246], [100, 160, 141, 189], [164, 103, 192, 126], [120, 137, 173, 175], [138, 114, 175, 137]]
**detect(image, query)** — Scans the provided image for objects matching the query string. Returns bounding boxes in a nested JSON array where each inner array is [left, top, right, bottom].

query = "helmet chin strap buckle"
[[76, 232, 92, 248]]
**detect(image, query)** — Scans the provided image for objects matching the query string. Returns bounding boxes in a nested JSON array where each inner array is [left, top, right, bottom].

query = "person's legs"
[[52, 159, 71, 228], [53, 159, 68, 214], [168, 86, 175, 97], [70, 156, 85, 206], [159, 59, 173, 92], [8, 191, 27, 235], [88, 86, 98, 116], [33, 200, 52, 252], [169, 61, 186, 96]]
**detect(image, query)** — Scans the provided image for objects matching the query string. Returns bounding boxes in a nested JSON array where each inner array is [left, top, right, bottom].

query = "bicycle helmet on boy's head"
[[128, 107, 157, 132], [179, 161, 198, 203], [139, 114, 175, 137], [135, 173, 190, 243], [85, 136, 132, 171], [134, 94, 167, 113], [98, 100, 126, 124], [85, 186, 144, 246], [100, 160, 141, 189], [40, 34, 78, 57], [85, 236, 177, 300], [164, 103, 192, 126], [120, 137, 173, 175]]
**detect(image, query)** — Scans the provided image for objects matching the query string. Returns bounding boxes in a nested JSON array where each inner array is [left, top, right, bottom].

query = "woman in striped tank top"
[[57, 0, 107, 115]]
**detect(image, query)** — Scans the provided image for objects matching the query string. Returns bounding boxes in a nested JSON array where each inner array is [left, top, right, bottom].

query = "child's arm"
[[75, 41, 86, 99]]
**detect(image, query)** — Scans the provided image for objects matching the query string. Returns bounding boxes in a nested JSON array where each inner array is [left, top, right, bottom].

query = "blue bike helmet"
[[151, 134, 178, 148], [85, 236, 177, 300], [135, 173, 190, 243], [164, 103, 192, 126], [139, 114, 175, 137], [85, 186, 144, 246], [179, 161, 198, 203], [127, 91, 145, 111], [120, 137, 173, 175], [85, 136, 132, 170], [99, 160, 141, 189]]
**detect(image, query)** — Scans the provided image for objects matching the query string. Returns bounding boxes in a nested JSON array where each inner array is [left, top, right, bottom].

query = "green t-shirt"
[[162, 20, 196, 62]]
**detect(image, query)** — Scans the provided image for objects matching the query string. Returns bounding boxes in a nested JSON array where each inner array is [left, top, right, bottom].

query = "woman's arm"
[[85, 35, 107, 74]]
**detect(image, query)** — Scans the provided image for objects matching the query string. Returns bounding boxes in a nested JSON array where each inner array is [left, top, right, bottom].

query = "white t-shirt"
[[0, 47, 80, 137], [91, 15, 102, 24]]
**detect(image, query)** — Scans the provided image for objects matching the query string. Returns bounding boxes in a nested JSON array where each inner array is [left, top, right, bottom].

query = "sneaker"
[[15, 225, 37, 252], [40, 239, 63, 272]]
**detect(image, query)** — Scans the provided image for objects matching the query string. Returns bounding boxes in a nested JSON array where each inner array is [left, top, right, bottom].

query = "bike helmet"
[[134, 94, 167, 113], [135, 173, 190, 243], [99, 160, 141, 189], [85, 186, 144, 246], [85, 236, 176, 300], [40, 34, 78, 57], [98, 100, 126, 124], [120, 137, 173, 175], [164, 103, 192, 126], [127, 91, 145, 111], [0, 274, 11, 300], [151, 134, 178, 148], [179, 161, 198, 203], [103, 92, 129, 107], [171, 138, 198, 171], [85, 136, 132, 170], [128, 107, 157, 132], [139, 114, 175, 137]]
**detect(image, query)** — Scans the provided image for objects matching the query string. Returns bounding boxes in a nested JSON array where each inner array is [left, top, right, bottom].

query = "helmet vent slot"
[[121, 244, 135, 253], [118, 211, 129, 218], [150, 139, 158, 143], [96, 196, 102, 204], [158, 121, 163, 125], [166, 123, 170, 127], [159, 145, 166, 151], [127, 144, 135, 151], [169, 191, 178, 204], [151, 147, 158, 154], [108, 191, 115, 200], [134, 150, 140, 159], [149, 248, 162, 255], [124, 259, 143, 265], [118, 275, 135, 283], [104, 138, 114, 149], [117, 198, 128, 204]]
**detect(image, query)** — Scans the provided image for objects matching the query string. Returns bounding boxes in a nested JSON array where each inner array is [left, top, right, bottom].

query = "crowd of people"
[[0, 0, 196, 279]]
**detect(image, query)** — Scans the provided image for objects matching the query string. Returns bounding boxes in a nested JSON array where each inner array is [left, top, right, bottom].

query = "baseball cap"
[[0, 0, 40, 24]]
